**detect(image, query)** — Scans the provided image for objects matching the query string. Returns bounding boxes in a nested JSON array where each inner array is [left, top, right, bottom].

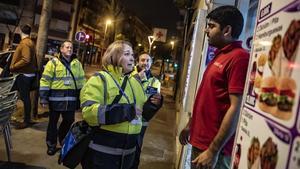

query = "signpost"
[[75, 31, 86, 67], [75, 31, 86, 42]]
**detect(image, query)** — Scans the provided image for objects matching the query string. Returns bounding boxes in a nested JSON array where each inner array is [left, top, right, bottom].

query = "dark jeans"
[[46, 109, 75, 147], [131, 126, 147, 169], [81, 148, 135, 169], [15, 74, 36, 123], [191, 147, 231, 169]]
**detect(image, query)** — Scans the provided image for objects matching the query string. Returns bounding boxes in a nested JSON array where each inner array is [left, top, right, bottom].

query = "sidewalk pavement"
[[0, 65, 177, 169]]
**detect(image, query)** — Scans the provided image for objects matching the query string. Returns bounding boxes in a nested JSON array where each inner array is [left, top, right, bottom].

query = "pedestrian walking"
[[80, 40, 162, 169], [179, 6, 250, 169], [10, 24, 38, 129], [39, 40, 86, 155], [131, 52, 162, 169]]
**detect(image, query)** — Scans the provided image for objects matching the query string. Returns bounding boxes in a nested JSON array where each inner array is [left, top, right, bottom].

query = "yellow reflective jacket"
[[39, 55, 85, 111], [80, 65, 147, 149], [132, 66, 161, 94]]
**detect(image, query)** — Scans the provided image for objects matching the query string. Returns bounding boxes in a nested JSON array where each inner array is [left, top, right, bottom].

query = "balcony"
[[35, 5, 71, 22]]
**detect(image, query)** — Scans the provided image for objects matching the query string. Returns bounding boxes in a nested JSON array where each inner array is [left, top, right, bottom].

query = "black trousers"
[[15, 74, 35, 123], [81, 148, 135, 169], [46, 108, 74, 147], [131, 126, 147, 169]]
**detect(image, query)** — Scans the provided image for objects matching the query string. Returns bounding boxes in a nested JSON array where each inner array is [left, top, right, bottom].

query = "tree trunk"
[[36, 0, 53, 68], [33, 0, 53, 118]]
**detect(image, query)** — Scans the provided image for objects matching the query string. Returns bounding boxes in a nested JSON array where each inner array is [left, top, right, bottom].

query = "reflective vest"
[[132, 66, 161, 126], [39, 56, 85, 111], [132, 66, 161, 93], [80, 65, 147, 154]]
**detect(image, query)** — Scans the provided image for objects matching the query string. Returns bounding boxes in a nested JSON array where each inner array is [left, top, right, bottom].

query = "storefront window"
[[244, 0, 259, 50]]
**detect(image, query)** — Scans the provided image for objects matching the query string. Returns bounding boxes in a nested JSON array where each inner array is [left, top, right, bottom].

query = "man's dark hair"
[[20, 24, 31, 35], [60, 40, 73, 48], [138, 52, 151, 60], [207, 5, 244, 39]]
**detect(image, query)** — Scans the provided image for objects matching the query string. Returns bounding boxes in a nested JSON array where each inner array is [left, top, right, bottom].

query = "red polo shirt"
[[189, 41, 249, 156]]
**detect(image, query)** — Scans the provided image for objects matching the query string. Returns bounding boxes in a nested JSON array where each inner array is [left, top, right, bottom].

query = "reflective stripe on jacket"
[[39, 56, 85, 111]]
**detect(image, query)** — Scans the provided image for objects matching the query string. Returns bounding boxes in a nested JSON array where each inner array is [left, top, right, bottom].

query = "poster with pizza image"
[[233, 0, 300, 169]]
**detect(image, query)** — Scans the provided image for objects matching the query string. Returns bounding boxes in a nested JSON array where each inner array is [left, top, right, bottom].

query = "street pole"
[[101, 19, 111, 57], [148, 36, 156, 55]]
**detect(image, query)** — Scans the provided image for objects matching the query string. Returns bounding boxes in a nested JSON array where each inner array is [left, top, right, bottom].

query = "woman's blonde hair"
[[102, 40, 132, 68]]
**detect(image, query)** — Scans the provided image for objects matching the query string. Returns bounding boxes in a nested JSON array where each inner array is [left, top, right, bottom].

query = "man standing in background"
[[10, 24, 38, 129], [40, 40, 85, 156], [131, 52, 162, 169]]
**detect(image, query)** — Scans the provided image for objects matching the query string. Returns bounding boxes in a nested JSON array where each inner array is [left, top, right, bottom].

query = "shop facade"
[[174, 0, 297, 168]]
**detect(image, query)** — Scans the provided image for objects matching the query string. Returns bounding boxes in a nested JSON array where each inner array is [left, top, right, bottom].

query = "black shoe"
[[37, 112, 49, 118], [14, 122, 29, 129], [47, 146, 57, 156], [28, 120, 38, 125]]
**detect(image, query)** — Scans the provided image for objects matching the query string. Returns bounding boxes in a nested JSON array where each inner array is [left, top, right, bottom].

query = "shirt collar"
[[214, 41, 242, 56], [105, 65, 124, 80]]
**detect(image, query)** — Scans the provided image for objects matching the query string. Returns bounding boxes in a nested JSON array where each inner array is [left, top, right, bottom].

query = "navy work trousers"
[[46, 109, 74, 147], [130, 125, 147, 169], [81, 147, 135, 169]]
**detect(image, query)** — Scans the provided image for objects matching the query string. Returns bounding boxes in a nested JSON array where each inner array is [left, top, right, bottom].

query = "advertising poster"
[[205, 46, 216, 66], [232, 0, 300, 169]]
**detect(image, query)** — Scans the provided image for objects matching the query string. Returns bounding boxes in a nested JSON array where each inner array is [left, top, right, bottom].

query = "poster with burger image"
[[232, 0, 300, 169], [254, 2, 300, 124]]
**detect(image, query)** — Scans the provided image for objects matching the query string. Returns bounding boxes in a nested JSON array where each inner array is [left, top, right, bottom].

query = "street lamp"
[[104, 19, 112, 46], [170, 41, 175, 50], [148, 35, 156, 54], [101, 19, 112, 57]]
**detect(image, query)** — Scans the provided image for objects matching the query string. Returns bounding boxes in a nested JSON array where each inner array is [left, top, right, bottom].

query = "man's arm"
[[208, 94, 242, 153], [179, 117, 192, 145], [192, 94, 243, 168]]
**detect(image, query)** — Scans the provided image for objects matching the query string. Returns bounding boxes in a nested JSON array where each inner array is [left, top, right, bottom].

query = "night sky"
[[123, 0, 181, 36]]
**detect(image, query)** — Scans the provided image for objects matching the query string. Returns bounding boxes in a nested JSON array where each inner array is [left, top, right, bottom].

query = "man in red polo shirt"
[[179, 6, 249, 169]]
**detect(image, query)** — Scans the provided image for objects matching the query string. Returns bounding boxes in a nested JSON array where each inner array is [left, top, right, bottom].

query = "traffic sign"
[[75, 31, 86, 42]]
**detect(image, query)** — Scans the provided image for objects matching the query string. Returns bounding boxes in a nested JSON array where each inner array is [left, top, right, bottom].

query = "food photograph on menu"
[[254, 19, 300, 121]]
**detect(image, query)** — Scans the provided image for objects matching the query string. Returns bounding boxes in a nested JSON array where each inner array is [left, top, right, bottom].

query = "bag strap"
[[60, 57, 78, 91], [94, 72, 107, 105], [112, 75, 128, 104]]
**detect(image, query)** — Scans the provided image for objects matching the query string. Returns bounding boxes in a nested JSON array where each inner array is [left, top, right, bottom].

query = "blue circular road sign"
[[75, 31, 86, 42]]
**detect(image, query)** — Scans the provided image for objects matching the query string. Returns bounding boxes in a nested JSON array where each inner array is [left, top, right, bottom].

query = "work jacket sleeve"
[[142, 94, 163, 121], [76, 60, 86, 89], [39, 60, 55, 104], [80, 75, 106, 126], [10, 44, 32, 71]]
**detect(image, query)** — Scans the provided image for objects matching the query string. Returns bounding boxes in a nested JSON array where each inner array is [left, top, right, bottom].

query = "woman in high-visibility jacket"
[[80, 40, 162, 169], [39, 40, 85, 156]]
